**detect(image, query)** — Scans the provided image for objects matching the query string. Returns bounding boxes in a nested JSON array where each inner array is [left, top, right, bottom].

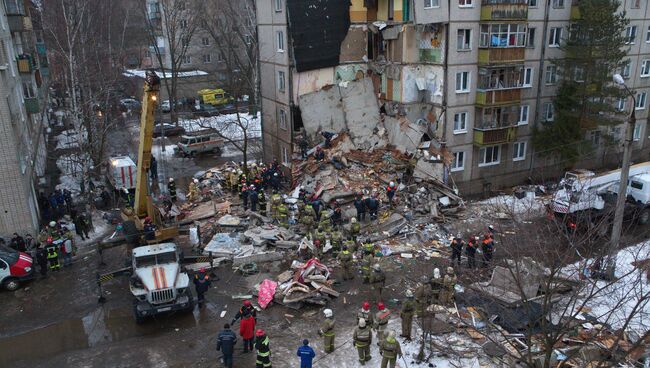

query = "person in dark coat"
[[450, 235, 464, 267], [311, 198, 322, 222], [168, 178, 177, 201], [466, 236, 478, 269], [365, 195, 379, 221], [354, 194, 366, 222], [249, 186, 258, 212], [150, 156, 158, 180], [481, 234, 494, 268], [232, 300, 257, 325], [241, 184, 249, 211], [10, 233, 26, 252], [296, 339, 316, 368], [49, 193, 59, 219], [331, 201, 342, 227], [193, 268, 211, 307], [35, 243, 48, 278], [216, 324, 237, 368], [270, 172, 280, 191], [38, 192, 50, 222], [254, 329, 271, 368]]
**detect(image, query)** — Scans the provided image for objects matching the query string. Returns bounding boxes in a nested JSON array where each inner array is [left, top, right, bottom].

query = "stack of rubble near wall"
[[275, 258, 339, 306]]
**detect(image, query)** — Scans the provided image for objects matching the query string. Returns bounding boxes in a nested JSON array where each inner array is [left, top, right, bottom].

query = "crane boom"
[[134, 71, 160, 217]]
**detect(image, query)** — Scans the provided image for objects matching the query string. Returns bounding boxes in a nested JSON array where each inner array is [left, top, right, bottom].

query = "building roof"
[[123, 69, 208, 79]]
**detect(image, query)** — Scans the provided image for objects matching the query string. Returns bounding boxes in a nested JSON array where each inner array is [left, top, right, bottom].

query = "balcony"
[[8, 14, 32, 32], [473, 125, 518, 146], [480, 4, 528, 20], [478, 48, 525, 65], [24, 97, 40, 114], [476, 88, 521, 106], [16, 55, 33, 73]]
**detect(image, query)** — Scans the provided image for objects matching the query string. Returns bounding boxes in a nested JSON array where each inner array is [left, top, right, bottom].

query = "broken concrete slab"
[[384, 116, 428, 153], [243, 225, 294, 246], [233, 251, 284, 265], [203, 232, 242, 256]]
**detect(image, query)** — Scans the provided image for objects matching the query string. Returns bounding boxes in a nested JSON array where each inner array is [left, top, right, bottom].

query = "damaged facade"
[[256, 0, 650, 195]]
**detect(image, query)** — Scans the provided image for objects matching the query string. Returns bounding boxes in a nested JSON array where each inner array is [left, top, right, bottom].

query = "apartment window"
[[457, 29, 471, 50], [215, 53, 225, 62], [513, 142, 526, 161], [459, 0, 473, 7], [202, 54, 211, 63], [22, 82, 35, 98], [479, 24, 527, 48], [455, 71, 470, 93], [451, 151, 465, 171], [636, 91, 646, 109], [549, 27, 562, 47], [479, 145, 500, 167], [526, 28, 535, 48], [281, 146, 289, 165], [180, 19, 188, 29], [522, 67, 533, 87], [4, 0, 25, 15], [529, 0, 538, 6], [625, 26, 637, 44], [279, 109, 287, 130], [519, 105, 529, 125], [0, 40, 7, 68], [543, 102, 554, 121], [616, 98, 626, 111], [621, 60, 631, 78], [424, 0, 440, 8], [545, 65, 557, 85], [634, 122, 642, 141], [201, 37, 210, 46], [275, 0, 283, 12], [590, 130, 601, 145], [276, 31, 284, 52], [182, 55, 191, 64], [633, 0, 641, 9], [646, 26, 650, 42], [574, 66, 585, 82], [641, 60, 650, 77], [453, 112, 468, 133], [277, 70, 286, 92], [552, 0, 564, 8]]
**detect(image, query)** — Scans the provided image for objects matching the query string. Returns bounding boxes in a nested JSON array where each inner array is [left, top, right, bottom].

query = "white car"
[[161, 100, 171, 113]]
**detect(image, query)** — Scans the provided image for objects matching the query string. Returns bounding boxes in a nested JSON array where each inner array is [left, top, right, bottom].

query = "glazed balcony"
[[16, 55, 33, 73], [24, 97, 40, 114], [473, 125, 518, 146], [476, 88, 522, 106], [480, 0, 528, 21], [478, 48, 525, 65]]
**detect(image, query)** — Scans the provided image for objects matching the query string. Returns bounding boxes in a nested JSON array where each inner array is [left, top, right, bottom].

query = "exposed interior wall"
[[340, 25, 368, 62], [292, 67, 336, 103]]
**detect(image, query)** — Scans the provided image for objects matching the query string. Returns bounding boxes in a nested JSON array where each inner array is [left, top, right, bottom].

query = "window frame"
[[526, 27, 535, 48], [202, 54, 211, 63], [182, 55, 191, 64], [457, 29, 472, 51], [552, 0, 564, 8], [636, 91, 647, 109], [543, 102, 554, 121], [455, 71, 470, 93], [633, 122, 642, 141], [275, 0, 283, 12], [277, 70, 286, 92], [518, 105, 529, 125], [451, 151, 465, 172], [281, 146, 289, 165], [201, 37, 210, 46], [478, 145, 501, 167], [453, 112, 468, 133], [522, 67, 533, 87], [641, 60, 650, 77], [279, 109, 287, 130], [424, 0, 440, 8], [549, 27, 562, 47], [545, 65, 558, 85], [479, 23, 527, 48], [616, 97, 626, 112], [622, 60, 631, 78], [646, 25, 650, 43], [276, 31, 284, 52], [528, 0, 538, 7], [513, 141, 526, 161], [458, 0, 473, 8], [625, 25, 637, 45]]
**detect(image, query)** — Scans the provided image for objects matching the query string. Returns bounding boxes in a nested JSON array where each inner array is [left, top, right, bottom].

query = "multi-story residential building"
[[257, 0, 650, 195], [0, 0, 49, 236]]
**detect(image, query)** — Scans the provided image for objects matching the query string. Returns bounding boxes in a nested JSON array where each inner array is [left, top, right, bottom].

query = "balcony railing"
[[480, 4, 528, 20], [473, 125, 518, 146], [4, 0, 25, 15], [24, 97, 40, 114], [478, 48, 525, 65], [16, 55, 33, 73], [8, 14, 31, 32], [476, 88, 522, 105]]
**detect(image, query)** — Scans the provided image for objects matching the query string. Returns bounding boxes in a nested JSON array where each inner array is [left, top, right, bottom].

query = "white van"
[[108, 156, 137, 190], [176, 130, 223, 156]]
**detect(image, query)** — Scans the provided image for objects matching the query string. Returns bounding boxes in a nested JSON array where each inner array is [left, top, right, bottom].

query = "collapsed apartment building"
[[256, 0, 650, 195]]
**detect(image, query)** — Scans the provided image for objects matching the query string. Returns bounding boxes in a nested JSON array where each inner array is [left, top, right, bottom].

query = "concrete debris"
[[276, 258, 337, 306], [242, 225, 295, 247]]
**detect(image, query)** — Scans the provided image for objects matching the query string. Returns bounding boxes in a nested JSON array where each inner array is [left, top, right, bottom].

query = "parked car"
[[0, 245, 34, 291], [120, 98, 141, 111], [176, 130, 224, 156], [153, 122, 185, 137], [160, 100, 183, 113], [192, 104, 220, 117]]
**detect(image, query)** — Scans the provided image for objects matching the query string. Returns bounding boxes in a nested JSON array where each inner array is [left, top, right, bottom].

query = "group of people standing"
[[449, 225, 497, 269]]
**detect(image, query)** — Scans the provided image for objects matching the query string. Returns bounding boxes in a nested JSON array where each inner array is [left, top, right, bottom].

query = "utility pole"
[[607, 74, 636, 279]]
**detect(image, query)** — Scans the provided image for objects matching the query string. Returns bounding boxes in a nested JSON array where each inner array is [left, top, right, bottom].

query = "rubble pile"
[[275, 258, 339, 306]]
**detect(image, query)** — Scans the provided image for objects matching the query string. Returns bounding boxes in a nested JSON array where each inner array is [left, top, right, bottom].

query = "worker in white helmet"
[[319, 308, 336, 353]]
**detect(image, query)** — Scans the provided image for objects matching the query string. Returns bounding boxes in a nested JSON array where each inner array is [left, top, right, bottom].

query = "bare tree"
[[142, 0, 200, 125]]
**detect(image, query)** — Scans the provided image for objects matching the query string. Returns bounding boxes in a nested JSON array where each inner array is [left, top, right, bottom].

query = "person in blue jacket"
[[216, 324, 237, 368], [296, 339, 316, 368]]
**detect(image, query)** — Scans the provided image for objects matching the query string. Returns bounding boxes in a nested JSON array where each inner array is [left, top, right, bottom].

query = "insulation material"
[[287, 0, 351, 72]]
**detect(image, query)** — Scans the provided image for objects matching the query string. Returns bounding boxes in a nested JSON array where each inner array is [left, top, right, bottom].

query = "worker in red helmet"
[[232, 299, 257, 326], [254, 329, 272, 368], [357, 301, 374, 329], [374, 302, 391, 345], [193, 267, 211, 308]]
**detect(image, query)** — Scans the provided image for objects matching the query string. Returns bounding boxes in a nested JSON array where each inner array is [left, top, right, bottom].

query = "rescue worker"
[[229, 169, 239, 194], [314, 146, 325, 161], [216, 323, 237, 368], [240, 310, 256, 353], [193, 267, 211, 308], [232, 300, 257, 325], [354, 194, 365, 222], [357, 301, 374, 327], [318, 210, 331, 233], [241, 183, 249, 210], [466, 236, 478, 269], [369, 263, 386, 302], [450, 235, 465, 267], [330, 228, 343, 251], [379, 330, 403, 368], [45, 238, 60, 271], [331, 201, 342, 227], [319, 308, 335, 353], [296, 339, 315, 368], [167, 177, 177, 201], [249, 185, 258, 212], [374, 302, 390, 345], [258, 190, 267, 216], [386, 181, 397, 207], [400, 290, 415, 340], [188, 178, 199, 202], [431, 267, 445, 303], [414, 275, 433, 317], [353, 318, 372, 365], [365, 194, 379, 221], [254, 329, 272, 368], [270, 172, 280, 191], [439, 267, 457, 306], [270, 192, 282, 220], [277, 202, 288, 227], [348, 217, 361, 241], [301, 202, 315, 233], [361, 248, 374, 284], [482, 233, 495, 267], [343, 237, 357, 254], [337, 245, 354, 280], [35, 243, 48, 278]]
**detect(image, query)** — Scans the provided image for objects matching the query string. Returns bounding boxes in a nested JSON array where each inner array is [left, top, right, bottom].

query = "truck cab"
[[130, 243, 192, 323], [0, 245, 34, 291]]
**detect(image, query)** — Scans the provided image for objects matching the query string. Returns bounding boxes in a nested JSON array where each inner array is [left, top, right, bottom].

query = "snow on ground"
[[55, 129, 87, 150], [151, 142, 177, 159], [472, 193, 547, 218], [179, 112, 261, 142], [55, 153, 91, 195], [563, 241, 650, 334]]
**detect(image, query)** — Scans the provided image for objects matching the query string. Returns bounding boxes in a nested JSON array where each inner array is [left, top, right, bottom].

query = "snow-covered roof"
[[123, 69, 208, 79]]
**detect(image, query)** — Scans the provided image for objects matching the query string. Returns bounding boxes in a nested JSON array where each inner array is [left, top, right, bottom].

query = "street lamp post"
[[608, 74, 636, 279]]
